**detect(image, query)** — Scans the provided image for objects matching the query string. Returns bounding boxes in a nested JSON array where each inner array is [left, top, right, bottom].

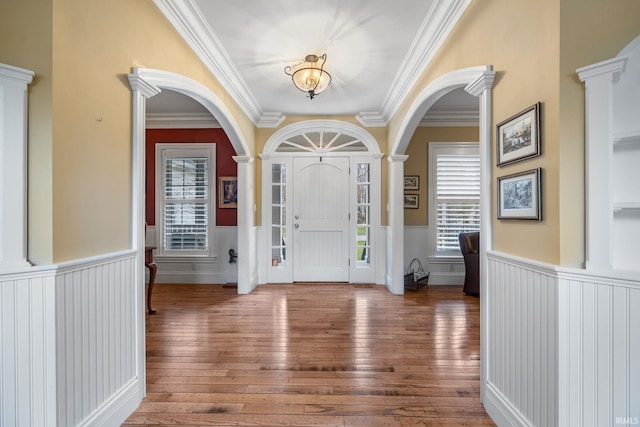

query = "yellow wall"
[[1, 0, 55, 263], [404, 127, 479, 226], [2, 0, 256, 263], [389, 0, 640, 266]]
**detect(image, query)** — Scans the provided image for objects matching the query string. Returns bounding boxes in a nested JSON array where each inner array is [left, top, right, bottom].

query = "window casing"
[[155, 144, 216, 258], [429, 143, 480, 256]]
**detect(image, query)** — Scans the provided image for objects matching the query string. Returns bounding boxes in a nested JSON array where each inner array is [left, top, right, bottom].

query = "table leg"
[[147, 261, 157, 314]]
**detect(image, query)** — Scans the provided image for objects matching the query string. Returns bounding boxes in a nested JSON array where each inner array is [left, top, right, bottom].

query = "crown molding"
[[145, 112, 221, 129], [355, 112, 387, 128], [358, 0, 472, 127], [419, 110, 479, 127], [257, 112, 286, 128], [152, 0, 262, 124]]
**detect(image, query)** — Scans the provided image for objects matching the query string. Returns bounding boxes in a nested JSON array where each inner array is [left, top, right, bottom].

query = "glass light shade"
[[285, 54, 332, 99]]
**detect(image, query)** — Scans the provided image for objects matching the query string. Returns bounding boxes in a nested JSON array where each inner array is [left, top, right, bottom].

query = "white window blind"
[[164, 156, 208, 251], [156, 144, 216, 257], [430, 144, 480, 255]]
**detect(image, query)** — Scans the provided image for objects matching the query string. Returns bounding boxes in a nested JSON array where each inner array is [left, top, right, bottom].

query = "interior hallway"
[[123, 283, 494, 426]]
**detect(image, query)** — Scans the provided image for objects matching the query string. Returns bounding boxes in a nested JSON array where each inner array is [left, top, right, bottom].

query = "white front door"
[[293, 157, 350, 281]]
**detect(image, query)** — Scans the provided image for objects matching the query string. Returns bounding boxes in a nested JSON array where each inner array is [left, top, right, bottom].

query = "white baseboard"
[[155, 271, 237, 284], [484, 382, 530, 427], [81, 379, 143, 427]]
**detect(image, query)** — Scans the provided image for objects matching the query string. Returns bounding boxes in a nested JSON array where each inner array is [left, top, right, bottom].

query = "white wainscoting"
[[557, 268, 640, 427], [148, 226, 238, 284], [485, 251, 558, 427], [1, 267, 57, 426], [485, 251, 640, 427], [55, 250, 141, 427], [248, 226, 259, 287], [0, 250, 143, 427]]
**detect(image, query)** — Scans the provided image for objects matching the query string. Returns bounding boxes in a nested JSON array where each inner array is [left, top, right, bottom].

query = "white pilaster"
[[577, 57, 627, 271], [233, 156, 256, 294], [127, 72, 161, 400], [465, 68, 495, 403], [387, 155, 408, 294], [0, 64, 34, 272]]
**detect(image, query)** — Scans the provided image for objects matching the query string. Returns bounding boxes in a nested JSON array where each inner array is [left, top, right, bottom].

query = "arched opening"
[[387, 66, 494, 401], [260, 120, 383, 285]]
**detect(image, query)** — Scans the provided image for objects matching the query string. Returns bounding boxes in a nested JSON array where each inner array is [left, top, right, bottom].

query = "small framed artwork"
[[218, 176, 238, 208], [497, 102, 541, 166], [404, 176, 420, 190], [404, 194, 419, 209], [497, 168, 542, 220]]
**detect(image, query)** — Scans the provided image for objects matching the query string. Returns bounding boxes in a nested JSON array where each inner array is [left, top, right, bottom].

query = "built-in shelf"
[[613, 202, 640, 212], [580, 37, 640, 272], [613, 130, 640, 146]]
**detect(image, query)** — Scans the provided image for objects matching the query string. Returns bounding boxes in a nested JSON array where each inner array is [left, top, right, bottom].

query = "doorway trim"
[[128, 67, 254, 397], [260, 120, 383, 285], [387, 65, 495, 402]]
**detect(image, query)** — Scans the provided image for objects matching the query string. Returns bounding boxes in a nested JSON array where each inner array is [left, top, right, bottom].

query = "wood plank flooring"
[[123, 283, 495, 426]]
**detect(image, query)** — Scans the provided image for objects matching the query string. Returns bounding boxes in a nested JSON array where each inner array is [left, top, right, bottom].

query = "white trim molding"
[[145, 112, 221, 129], [151, 0, 262, 124], [0, 63, 34, 272], [356, 0, 473, 126], [419, 110, 479, 127]]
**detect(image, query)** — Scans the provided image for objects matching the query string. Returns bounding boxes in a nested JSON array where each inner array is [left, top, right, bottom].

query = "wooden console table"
[[145, 245, 157, 314]]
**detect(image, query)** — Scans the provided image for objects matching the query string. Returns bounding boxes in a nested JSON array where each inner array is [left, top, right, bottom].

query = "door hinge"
[[348, 212, 351, 220], [348, 258, 351, 266]]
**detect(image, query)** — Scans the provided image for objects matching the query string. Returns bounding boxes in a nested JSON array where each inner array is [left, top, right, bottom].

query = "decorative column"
[[465, 68, 496, 403], [233, 155, 255, 294], [387, 155, 408, 294], [0, 64, 34, 272], [127, 71, 161, 400]]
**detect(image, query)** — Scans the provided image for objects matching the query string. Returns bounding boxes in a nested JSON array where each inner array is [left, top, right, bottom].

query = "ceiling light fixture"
[[284, 53, 332, 100]]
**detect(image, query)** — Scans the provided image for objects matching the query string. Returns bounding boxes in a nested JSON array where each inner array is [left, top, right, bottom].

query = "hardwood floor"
[[123, 283, 495, 426]]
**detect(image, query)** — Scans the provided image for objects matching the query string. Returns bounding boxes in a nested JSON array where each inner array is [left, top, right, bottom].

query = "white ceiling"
[[147, 0, 479, 127]]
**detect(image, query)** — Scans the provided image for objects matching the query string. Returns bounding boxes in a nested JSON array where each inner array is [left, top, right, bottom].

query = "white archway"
[[260, 120, 384, 285], [127, 68, 255, 308], [387, 65, 495, 402]]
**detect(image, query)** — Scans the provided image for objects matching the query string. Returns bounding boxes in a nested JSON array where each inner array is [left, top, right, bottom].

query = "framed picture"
[[496, 102, 541, 166], [218, 176, 238, 208], [404, 176, 419, 190], [404, 194, 419, 209], [497, 168, 542, 220]]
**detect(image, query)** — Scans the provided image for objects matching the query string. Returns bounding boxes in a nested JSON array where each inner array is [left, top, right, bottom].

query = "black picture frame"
[[404, 194, 419, 209], [497, 168, 542, 220], [404, 175, 419, 190], [497, 102, 541, 166]]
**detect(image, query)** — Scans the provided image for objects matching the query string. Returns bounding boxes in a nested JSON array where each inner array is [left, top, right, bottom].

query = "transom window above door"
[[275, 131, 367, 153]]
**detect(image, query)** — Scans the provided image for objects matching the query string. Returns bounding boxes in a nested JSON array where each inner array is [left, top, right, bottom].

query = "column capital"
[[233, 156, 254, 164], [388, 155, 409, 163], [465, 70, 496, 97]]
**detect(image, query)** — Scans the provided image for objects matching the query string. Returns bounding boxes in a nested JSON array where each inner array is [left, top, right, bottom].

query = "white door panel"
[[293, 157, 349, 281]]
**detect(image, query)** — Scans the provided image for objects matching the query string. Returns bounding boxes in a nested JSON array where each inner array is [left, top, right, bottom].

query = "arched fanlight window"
[[275, 131, 367, 153]]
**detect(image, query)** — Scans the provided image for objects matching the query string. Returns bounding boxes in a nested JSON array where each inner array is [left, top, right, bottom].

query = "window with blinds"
[[156, 144, 216, 257], [429, 143, 480, 255]]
